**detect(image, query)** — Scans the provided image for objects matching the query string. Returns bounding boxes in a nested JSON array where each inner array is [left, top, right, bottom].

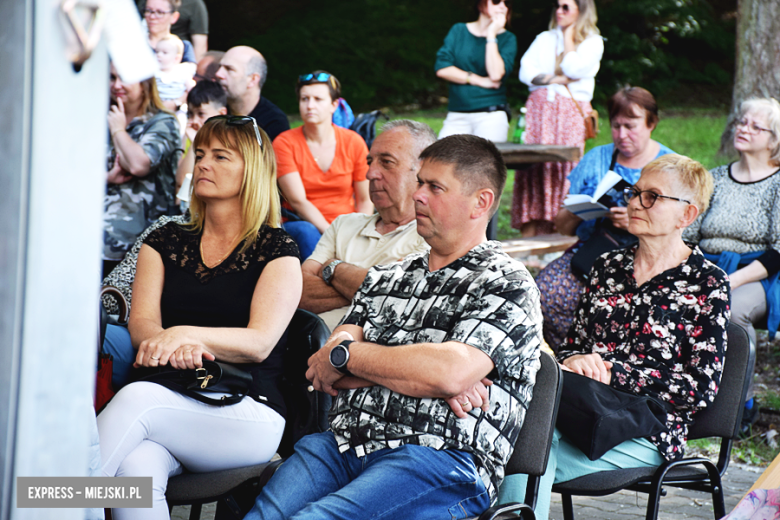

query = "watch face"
[[323, 265, 334, 281], [330, 346, 348, 367]]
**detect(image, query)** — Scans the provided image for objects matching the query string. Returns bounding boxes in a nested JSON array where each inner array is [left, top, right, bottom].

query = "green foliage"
[[384, 107, 729, 241], [213, 0, 735, 114], [239, 0, 473, 114], [593, 0, 736, 106]]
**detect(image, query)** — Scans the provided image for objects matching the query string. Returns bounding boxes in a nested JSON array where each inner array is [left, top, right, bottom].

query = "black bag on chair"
[[570, 150, 638, 281], [557, 372, 671, 461]]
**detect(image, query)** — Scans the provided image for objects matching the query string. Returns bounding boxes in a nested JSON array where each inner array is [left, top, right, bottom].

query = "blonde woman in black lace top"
[[97, 116, 302, 520]]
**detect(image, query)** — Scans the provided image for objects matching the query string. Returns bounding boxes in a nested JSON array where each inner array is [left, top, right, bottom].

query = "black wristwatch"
[[322, 260, 343, 285], [329, 339, 353, 375]]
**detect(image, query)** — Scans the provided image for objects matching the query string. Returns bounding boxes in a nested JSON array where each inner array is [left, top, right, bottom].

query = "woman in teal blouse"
[[435, 0, 517, 143]]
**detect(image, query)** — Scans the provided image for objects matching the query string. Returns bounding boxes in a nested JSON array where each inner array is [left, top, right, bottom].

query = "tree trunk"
[[719, 0, 780, 155]]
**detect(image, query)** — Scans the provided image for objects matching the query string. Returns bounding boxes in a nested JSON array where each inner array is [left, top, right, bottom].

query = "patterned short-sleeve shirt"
[[334, 241, 543, 498]]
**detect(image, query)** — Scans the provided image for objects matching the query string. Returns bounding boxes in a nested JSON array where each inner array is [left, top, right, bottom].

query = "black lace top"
[[144, 221, 300, 416]]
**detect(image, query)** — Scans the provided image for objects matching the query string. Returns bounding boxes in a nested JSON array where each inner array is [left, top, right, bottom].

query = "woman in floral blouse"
[[498, 154, 731, 520]]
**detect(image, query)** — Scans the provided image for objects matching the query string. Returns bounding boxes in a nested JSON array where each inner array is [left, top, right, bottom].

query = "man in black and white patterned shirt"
[[246, 135, 543, 520]]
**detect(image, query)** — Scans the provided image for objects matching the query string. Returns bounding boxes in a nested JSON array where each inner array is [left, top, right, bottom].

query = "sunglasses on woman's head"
[[491, 0, 512, 6], [299, 72, 332, 83], [205, 115, 264, 149]]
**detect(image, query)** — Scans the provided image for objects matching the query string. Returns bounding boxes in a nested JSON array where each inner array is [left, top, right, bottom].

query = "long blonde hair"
[[187, 117, 281, 254], [549, 0, 600, 45]]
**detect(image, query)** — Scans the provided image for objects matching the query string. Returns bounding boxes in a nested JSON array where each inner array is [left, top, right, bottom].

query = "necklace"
[[302, 126, 335, 166], [200, 235, 238, 268]]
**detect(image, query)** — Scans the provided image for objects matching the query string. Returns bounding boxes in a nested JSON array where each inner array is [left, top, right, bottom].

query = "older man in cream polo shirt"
[[299, 120, 436, 330]]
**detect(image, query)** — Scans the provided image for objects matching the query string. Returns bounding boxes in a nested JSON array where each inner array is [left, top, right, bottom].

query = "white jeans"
[[439, 110, 510, 143], [98, 382, 285, 520]]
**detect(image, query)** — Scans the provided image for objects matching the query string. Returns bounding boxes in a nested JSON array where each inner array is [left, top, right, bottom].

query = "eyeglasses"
[[622, 187, 690, 209], [735, 118, 772, 135], [206, 115, 264, 149], [491, 0, 512, 7], [143, 8, 172, 17], [554, 2, 571, 12]]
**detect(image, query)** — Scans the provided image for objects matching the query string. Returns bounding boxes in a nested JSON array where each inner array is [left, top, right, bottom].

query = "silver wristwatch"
[[322, 260, 343, 285]]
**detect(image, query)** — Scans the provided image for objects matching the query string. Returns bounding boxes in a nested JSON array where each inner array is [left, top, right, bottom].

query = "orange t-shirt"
[[273, 125, 369, 223]]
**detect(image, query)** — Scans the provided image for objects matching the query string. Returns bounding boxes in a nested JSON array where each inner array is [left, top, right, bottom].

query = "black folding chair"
[[467, 351, 564, 520], [165, 309, 331, 520], [552, 322, 755, 520]]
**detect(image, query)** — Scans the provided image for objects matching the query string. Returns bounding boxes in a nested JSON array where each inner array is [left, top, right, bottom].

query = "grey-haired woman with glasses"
[[499, 154, 730, 520], [272, 70, 372, 258], [683, 97, 780, 425], [98, 116, 302, 520]]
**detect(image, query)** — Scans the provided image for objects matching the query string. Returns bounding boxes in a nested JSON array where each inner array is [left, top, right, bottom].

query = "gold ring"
[[151, 356, 160, 360]]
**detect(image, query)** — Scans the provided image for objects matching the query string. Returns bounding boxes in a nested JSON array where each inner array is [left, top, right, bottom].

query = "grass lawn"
[[289, 107, 732, 240], [387, 107, 732, 240]]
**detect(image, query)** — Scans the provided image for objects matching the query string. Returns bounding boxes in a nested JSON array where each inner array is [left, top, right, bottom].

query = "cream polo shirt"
[[308, 213, 429, 330]]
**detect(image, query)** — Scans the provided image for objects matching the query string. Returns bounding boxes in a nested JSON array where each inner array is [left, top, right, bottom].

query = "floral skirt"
[[511, 88, 589, 231], [536, 248, 585, 351]]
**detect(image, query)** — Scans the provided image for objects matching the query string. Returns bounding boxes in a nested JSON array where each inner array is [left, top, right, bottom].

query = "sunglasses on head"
[[491, 0, 512, 6], [299, 72, 332, 83], [205, 115, 264, 149]]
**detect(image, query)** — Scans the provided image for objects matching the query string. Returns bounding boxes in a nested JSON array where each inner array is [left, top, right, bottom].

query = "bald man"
[[214, 45, 289, 141]]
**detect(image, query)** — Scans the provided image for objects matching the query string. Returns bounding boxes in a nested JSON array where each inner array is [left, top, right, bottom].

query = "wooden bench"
[[501, 233, 577, 260]]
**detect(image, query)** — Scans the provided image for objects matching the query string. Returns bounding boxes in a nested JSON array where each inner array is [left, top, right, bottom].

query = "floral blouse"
[[558, 245, 731, 460]]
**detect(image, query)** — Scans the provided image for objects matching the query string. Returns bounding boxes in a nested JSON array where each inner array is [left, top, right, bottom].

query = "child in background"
[[154, 34, 195, 127], [176, 80, 227, 206]]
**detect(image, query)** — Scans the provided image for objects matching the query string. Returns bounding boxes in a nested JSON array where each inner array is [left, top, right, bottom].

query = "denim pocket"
[[447, 484, 490, 520]]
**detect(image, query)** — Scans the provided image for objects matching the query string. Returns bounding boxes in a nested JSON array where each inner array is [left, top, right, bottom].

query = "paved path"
[[170, 463, 763, 520]]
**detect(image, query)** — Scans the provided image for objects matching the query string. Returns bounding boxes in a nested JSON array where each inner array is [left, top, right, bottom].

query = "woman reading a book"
[[536, 86, 675, 350]]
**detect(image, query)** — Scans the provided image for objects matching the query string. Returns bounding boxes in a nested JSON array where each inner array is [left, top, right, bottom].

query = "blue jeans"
[[245, 431, 491, 520], [103, 324, 136, 389], [282, 221, 321, 261]]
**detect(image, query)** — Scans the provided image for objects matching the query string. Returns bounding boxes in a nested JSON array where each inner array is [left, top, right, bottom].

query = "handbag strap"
[[609, 148, 619, 171], [564, 85, 588, 122], [151, 378, 246, 406]]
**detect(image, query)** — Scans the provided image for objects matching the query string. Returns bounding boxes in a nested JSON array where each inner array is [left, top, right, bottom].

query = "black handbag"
[[570, 150, 638, 281], [556, 371, 671, 461], [136, 360, 256, 406]]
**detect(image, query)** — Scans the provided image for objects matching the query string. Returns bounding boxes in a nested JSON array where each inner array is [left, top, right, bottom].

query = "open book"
[[563, 170, 633, 221]]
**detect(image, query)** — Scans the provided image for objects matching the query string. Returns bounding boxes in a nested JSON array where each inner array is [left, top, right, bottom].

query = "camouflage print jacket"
[[103, 110, 180, 261]]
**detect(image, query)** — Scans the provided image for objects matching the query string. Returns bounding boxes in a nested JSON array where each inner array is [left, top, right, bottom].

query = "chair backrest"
[[504, 351, 563, 507], [689, 322, 756, 441], [276, 309, 332, 458]]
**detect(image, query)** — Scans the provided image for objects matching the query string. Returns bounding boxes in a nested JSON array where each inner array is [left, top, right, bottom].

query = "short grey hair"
[[738, 98, 780, 167], [246, 54, 268, 90], [381, 119, 437, 167]]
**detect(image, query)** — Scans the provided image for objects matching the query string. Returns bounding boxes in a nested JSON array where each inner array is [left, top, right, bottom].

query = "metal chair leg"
[[561, 493, 575, 520], [188, 503, 202, 520]]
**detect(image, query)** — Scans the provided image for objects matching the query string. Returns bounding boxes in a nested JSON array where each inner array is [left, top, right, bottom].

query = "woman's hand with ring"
[[134, 326, 205, 368]]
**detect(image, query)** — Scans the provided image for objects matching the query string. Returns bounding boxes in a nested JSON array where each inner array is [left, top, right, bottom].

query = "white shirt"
[[519, 28, 604, 102]]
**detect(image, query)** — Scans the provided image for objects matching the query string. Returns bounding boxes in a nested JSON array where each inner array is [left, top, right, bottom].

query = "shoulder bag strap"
[[565, 85, 588, 122]]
